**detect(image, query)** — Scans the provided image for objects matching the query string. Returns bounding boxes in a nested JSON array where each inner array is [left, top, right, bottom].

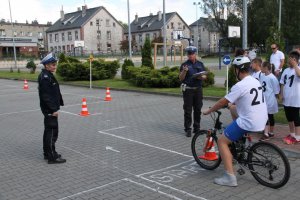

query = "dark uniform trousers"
[[183, 87, 203, 132], [43, 115, 59, 160]]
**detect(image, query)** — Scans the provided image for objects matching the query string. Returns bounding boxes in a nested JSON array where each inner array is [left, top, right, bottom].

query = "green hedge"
[[126, 66, 214, 88], [56, 54, 120, 81]]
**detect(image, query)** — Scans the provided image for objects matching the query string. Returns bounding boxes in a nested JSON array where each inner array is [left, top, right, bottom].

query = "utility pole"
[[242, 0, 247, 49], [278, 0, 282, 30], [8, 0, 17, 69], [127, 0, 132, 59], [193, 2, 200, 54], [163, 0, 167, 67]]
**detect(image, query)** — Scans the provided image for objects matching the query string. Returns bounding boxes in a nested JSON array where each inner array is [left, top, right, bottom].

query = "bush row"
[[126, 66, 215, 88], [56, 54, 119, 81]]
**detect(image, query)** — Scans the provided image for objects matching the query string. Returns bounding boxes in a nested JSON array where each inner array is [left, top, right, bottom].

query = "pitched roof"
[[190, 17, 219, 32], [46, 6, 102, 33], [125, 12, 187, 34]]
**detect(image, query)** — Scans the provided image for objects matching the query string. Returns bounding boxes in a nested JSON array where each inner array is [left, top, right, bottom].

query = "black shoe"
[[48, 157, 66, 164], [44, 154, 61, 160], [186, 130, 192, 137]]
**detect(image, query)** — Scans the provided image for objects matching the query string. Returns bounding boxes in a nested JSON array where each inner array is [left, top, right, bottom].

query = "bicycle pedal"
[[237, 168, 245, 175]]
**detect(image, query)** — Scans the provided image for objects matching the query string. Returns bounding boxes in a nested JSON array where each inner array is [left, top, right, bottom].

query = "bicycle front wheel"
[[248, 141, 290, 188], [191, 130, 222, 170]]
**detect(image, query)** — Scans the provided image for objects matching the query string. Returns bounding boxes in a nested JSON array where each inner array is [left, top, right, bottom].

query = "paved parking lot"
[[0, 79, 299, 200]]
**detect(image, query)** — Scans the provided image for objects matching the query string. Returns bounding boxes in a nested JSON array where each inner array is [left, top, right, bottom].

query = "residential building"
[[124, 11, 190, 52], [46, 5, 123, 56], [0, 20, 50, 58], [190, 17, 221, 53]]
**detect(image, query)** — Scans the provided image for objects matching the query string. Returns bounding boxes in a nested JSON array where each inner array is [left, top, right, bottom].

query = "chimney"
[[60, 6, 64, 21], [149, 12, 153, 16], [82, 5, 87, 17], [157, 11, 162, 21], [134, 14, 138, 23], [77, 7, 81, 11]]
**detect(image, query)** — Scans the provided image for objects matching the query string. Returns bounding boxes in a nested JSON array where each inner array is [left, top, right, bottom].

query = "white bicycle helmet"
[[232, 56, 251, 70]]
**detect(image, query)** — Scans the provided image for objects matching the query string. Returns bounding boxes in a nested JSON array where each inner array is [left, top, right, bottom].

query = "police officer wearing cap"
[[179, 46, 206, 137], [38, 53, 66, 164]]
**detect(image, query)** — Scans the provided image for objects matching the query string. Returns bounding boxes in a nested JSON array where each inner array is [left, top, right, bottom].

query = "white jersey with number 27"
[[225, 75, 268, 131], [280, 66, 300, 107]]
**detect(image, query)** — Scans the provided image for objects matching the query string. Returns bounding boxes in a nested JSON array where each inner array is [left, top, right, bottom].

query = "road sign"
[[223, 55, 231, 65], [89, 54, 94, 62]]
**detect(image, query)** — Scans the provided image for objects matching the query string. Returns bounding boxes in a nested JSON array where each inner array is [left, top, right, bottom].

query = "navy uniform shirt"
[[180, 59, 205, 87], [38, 69, 64, 115]]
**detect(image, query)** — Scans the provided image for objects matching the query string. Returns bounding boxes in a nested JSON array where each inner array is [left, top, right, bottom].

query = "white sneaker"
[[214, 172, 238, 187]]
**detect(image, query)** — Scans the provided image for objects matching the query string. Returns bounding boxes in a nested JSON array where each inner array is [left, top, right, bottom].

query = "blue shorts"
[[224, 120, 248, 141]]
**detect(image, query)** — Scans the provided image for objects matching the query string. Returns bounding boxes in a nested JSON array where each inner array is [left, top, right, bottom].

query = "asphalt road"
[[0, 79, 299, 200]]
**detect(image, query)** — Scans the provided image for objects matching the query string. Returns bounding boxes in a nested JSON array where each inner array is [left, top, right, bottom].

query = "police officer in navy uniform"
[[38, 53, 66, 164], [179, 46, 207, 137]]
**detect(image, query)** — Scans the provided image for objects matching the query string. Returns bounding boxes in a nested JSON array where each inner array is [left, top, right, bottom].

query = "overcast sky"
[[0, 0, 205, 26]]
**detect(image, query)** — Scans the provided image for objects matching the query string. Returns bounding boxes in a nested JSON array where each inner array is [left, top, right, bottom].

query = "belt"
[[185, 86, 199, 89]]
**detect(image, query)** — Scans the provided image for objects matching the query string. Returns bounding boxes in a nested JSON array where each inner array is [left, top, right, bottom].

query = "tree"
[[141, 37, 154, 68], [119, 39, 137, 53], [201, 0, 242, 37], [119, 21, 128, 30]]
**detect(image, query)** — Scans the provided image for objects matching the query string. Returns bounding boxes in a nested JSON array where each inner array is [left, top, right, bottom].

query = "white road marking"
[[102, 126, 127, 132], [60, 110, 81, 116], [124, 178, 183, 200], [57, 179, 125, 200], [0, 109, 40, 116], [139, 176, 208, 200], [0, 91, 36, 96], [105, 146, 120, 153], [98, 129, 193, 158]]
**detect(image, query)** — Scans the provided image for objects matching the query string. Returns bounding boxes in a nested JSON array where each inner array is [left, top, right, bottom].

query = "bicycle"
[[191, 110, 290, 188]]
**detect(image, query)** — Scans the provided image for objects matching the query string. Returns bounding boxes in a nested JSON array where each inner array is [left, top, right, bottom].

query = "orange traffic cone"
[[79, 98, 90, 116], [104, 87, 112, 101], [199, 137, 218, 161], [23, 79, 29, 90]]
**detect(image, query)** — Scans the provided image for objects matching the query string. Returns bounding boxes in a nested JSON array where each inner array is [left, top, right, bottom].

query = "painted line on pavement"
[[0, 91, 36, 96], [57, 179, 125, 200], [0, 109, 40, 116], [98, 128, 193, 158], [124, 178, 183, 200]]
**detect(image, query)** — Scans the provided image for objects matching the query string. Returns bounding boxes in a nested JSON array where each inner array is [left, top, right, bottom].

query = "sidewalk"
[[251, 124, 300, 158]]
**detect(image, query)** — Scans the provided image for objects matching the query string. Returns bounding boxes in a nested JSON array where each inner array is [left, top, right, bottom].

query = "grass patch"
[[275, 107, 288, 124]]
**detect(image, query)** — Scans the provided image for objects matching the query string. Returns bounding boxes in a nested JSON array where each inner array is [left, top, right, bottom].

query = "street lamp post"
[[193, 2, 200, 54], [127, 0, 132, 59], [163, 0, 167, 67], [242, 0, 248, 49], [8, 0, 17, 69], [278, 0, 282, 30]]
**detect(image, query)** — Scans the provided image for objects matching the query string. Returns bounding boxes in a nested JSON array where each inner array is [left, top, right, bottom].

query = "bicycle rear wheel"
[[247, 141, 290, 188], [191, 130, 222, 170]]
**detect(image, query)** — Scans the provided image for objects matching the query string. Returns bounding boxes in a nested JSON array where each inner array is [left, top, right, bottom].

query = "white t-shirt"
[[225, 76, 268, 131], [270, 50, 285, 71], [280, 66, 300, 107], [252, 70, 262, 81], [260, 73, 280, 114]]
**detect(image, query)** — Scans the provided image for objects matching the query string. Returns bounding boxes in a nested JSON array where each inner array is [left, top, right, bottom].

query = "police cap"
[[41, 53, 58, 65]]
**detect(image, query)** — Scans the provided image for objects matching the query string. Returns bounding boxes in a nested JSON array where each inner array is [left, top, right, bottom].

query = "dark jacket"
[[38, 69, 64, 115], [180, 59, 205, 87]]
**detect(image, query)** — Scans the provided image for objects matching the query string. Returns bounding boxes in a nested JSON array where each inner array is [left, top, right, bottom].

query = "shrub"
[[121, 58, 134, 80], [202, 67, 215, 87], [26, 60, 36, 74], [141, 37, 154, 69], [58, 53, 68, 63]]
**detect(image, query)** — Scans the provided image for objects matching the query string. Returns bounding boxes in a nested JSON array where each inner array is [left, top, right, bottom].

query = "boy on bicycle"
[[203, 56, 268, 186]]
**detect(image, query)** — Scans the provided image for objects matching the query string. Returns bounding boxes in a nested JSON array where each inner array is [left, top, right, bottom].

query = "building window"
[[203, 28, 205, 32], [97, 43, 102, 51], [107, 43, 111, 51], [107, 31, 111, 40], [62, 45, 65, 52], [71, 44, 74, 51], [153, 33, 157, 38], [183, 25, 186, 30], [0, 29, 6, 36], [167, 25, 169, 29], [171, 22, 174, 29], [178, 22, 182, 29], [55, 34, 59, 42], [139, 34, 142, 43], [28, 32, 32, 36], [67, 45, 70, 51], [106, 19, 110, 27], [61, 33, 65, 41], [38, 32, 43, 39], [68, 32, 72, 41], [58, 46, 61, 52], [146, 33, 150, 39], [96, 19, 100, 26], [75, 31, 79, 40], [50, 47, 54, 52], [97, 30, 101, 39], [214, 34, 216, 41], [49, 34, 53, 43], [113, 22, 116, 27], [90, 21, 93, 26], [14, 31, 17, 36]]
